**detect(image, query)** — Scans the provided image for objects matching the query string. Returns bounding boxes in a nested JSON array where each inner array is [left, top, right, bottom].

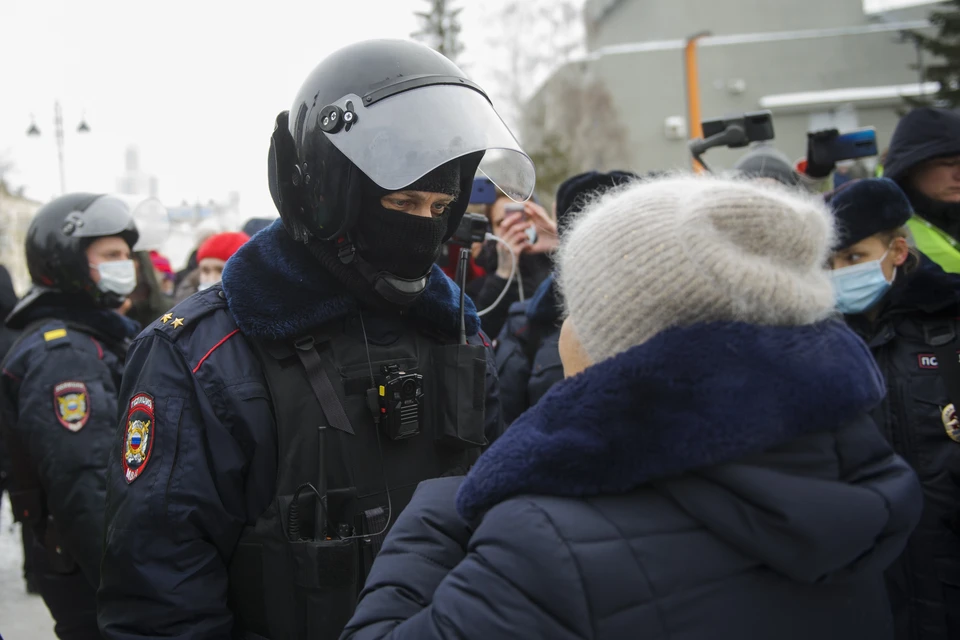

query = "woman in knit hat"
[[827, 177, 960, 640], [173, 231, 248, 303], [195, 231, 249, 290], [342, 175, 921, 640]]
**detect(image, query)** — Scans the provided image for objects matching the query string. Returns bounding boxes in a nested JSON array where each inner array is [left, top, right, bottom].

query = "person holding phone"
[[467, 191, 558, 338], [496, 170, 637, 425], [827, 178, 960, 640]]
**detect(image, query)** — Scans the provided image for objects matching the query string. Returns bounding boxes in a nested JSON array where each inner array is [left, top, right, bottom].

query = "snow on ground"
[[0, 493, 56, 640]]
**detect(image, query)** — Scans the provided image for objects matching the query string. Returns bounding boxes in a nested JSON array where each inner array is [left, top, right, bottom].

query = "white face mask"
[[197, 280, 217, 292], [91, 259, 137, 297]]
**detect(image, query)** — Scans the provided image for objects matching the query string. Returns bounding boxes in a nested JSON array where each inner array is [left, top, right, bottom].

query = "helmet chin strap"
[[336, 235, 429, 307]]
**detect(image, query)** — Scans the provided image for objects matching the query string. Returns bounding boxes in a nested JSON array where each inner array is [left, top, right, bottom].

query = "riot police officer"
[[99, 39, 534, 640], [0, 193, 140, 640]]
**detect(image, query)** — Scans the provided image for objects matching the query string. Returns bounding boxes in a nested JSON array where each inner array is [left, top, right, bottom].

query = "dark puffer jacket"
[[495, 275, 563, 424], [844, 256, 960, 640], [342, 320, 922, 640]]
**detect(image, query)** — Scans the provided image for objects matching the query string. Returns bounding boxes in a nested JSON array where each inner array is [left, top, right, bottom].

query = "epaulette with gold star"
[[151, 285, 229, 342]]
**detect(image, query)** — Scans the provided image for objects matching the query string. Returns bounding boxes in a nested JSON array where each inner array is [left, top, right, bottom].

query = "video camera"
[[436, 212, 490, 282], [689, 111, 775, 171], [808, 128, 879, 165]]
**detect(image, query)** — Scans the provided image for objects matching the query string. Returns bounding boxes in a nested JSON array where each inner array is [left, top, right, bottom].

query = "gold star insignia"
[[171, 317, 184, 329], [161, 313, 173, 324]]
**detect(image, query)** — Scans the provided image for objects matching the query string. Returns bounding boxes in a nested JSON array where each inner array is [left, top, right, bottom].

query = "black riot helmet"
[[268, 39, 535, 247], [24, 193, 139, 309]]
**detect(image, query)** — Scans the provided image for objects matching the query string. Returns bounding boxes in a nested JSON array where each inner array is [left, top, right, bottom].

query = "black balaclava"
[[355, 159, 461, 279]]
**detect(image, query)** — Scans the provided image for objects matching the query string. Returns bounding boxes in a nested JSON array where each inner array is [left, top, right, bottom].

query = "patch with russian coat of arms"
[[123, 392, 155, 484], [53, 381, 89, 432]]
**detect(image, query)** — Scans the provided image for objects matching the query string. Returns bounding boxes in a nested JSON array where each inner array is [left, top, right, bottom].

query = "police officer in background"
[[0, 193, 140, 640], [99, 39, 533, 640]]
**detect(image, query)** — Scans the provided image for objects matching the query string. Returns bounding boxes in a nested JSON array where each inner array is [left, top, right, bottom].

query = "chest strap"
[[293, 336, 355, 436]]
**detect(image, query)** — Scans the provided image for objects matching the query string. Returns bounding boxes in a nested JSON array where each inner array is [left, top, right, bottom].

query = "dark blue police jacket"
[[0, 300, 138, 589], [98, 220, 502, 640]]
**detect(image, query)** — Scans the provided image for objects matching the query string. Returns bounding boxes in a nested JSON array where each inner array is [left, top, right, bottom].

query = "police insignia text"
[[123, 392, 155, 483]]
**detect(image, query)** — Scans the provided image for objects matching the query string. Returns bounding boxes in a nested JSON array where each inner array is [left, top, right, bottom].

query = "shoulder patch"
[[53, 381, 90, 432], [123, 393, 155, 483], [153, 287, 228, 341], [44, 328, 67, 342], [41, 324, 71, 350]]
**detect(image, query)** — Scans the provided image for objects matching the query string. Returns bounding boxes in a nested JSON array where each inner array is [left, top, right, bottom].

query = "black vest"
[[228, 311, 488, 640]]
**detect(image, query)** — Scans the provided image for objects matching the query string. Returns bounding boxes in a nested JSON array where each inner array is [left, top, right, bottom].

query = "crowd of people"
[[1, 37, 960, 640]]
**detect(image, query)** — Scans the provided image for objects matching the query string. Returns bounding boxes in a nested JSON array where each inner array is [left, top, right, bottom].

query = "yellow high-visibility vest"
[[907, 216, 960, 274]]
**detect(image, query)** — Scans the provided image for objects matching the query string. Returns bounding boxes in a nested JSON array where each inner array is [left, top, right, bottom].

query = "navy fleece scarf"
[[457, 320, 885, 520], [220, 220, 479, 341]]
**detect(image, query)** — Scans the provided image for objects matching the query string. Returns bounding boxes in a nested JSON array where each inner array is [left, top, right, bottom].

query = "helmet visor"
[[320, 84, 535, 201], [70, 195, 137, 239], [112, 195, 170, 251]]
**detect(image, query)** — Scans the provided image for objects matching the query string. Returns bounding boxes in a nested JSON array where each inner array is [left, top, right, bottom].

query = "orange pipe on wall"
[[684, 32, 711, 172]]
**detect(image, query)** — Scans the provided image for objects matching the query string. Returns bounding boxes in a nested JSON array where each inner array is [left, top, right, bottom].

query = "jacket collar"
[[847, 256, 960, 344], [456, 319, 885, 521], [6, 288, 141, 342], [885, 255, 960, 315], [526, 274, 562, 325], [221, 219, 479, 341]]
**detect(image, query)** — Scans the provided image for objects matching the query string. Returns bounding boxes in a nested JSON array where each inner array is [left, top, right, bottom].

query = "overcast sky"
[[0, 0, 527, 223], [0, 0, 934, 224], [863, 0, 937, 13]]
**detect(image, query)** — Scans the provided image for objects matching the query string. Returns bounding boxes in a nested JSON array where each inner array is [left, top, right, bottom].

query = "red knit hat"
[[197, 232, 249, 263], [149, 250, 174, 278]]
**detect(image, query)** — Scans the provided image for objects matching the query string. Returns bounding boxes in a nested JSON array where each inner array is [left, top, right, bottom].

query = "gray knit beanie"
[[733, 144, 801, 186], [557, 174, 837, 364]]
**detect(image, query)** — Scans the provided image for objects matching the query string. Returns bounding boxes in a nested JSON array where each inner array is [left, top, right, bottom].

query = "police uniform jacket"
[[844, 256, 960, 640], [0, 296, 139, 588], [98, 220, 503, 640], [343, 320, 921, 640]]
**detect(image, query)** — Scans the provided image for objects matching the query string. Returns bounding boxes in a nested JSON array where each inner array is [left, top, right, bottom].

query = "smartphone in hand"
[[504, 203, 538, 244]]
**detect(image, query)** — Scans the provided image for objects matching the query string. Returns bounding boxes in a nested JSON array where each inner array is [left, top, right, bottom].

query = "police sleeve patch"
[[53, 381, 90, 432], [123, 393, 155, 484]]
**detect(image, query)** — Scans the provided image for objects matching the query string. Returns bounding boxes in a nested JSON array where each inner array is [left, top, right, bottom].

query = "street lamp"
[[25, 101, 91, 194]]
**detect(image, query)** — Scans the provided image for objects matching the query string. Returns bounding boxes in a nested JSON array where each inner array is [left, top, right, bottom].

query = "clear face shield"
[[63, 195, 137, 239], [313, 83, 536, 201], [109, 195, 170, 252]]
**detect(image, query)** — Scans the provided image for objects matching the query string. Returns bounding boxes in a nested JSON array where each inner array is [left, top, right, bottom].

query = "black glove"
[[805, 129, 840, 179]]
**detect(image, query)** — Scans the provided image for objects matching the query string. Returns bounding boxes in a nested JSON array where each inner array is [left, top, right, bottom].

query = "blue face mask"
[[831, 250, 896, 315]]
